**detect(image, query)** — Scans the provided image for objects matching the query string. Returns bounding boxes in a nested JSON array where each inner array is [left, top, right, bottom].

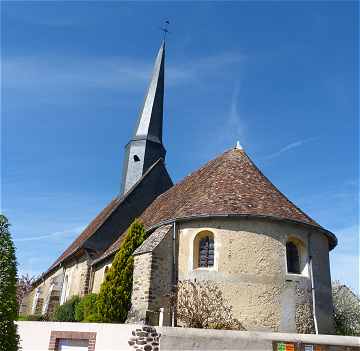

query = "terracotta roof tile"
[[140, 148, 319, 227], [100, 148, 336, 260]]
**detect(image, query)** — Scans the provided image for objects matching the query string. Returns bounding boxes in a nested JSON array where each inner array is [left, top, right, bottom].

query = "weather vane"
[[160, 20, 170, 41]]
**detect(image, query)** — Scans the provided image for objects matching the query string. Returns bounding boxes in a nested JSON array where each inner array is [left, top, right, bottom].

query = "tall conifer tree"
[[0, 215, 19, 351], [97, 219, 146, 322]]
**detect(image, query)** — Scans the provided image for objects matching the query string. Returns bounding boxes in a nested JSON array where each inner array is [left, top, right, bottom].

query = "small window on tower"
[[286, 241, 300, 274], [133, 155, 140, 162]]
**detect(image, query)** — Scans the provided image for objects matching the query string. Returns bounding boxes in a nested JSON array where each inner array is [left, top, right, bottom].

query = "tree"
[[16, 274, 36, 312], [332, 281, 360, 336], [175, 280, 245, 330], [0, 215, 19, 351], [97, 219, 146, 322]]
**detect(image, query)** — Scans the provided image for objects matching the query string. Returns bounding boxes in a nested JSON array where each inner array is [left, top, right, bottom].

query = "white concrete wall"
[[17, 322, 359, 351], [17, 321, 137, 351]]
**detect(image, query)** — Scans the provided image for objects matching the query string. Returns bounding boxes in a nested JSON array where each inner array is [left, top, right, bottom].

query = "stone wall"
[[128, 217, 334, 332], [128, 225, 174, 326], [19, 286, 36, 315], [128, 326, 161, 351], [127, 253, 153, 324], [79, 259, 92, 296], [176, 217, 333, 334], [21, 254, 94, 316], [147, 227, 174, 326], [20, 267, 64, 316], [65, 256, 91, 299]]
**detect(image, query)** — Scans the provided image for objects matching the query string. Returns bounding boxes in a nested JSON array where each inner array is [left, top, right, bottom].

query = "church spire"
[[120, 41, 167, 195], [134, 41, 165, 144]]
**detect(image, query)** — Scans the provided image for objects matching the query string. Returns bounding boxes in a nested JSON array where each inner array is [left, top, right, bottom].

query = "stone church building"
[[21, 41, 337, 334]]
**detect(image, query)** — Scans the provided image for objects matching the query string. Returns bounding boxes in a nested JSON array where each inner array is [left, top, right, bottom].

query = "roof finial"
[[160, 20, 170, 41], [235, 141, 243, 150]]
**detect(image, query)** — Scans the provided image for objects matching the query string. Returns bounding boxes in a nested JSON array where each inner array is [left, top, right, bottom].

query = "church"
[[21, 40, 337, 334]]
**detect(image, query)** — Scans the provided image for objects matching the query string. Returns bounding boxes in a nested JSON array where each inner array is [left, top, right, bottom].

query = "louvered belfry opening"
[[199, 236, 214, 267], [286, 241, 300, 274]]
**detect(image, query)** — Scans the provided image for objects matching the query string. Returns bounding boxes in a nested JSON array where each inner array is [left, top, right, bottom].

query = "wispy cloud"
[[212, 80, 246, 150], [15, 225, 85, 242], [229, 83, 241, 133], [3, 56, 151, 92], [263, 137, 318, 160], [2, 51, 244, 100]]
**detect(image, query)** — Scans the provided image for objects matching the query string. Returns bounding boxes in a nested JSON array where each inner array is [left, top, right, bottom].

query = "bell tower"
[[120, 41, 166, 195]]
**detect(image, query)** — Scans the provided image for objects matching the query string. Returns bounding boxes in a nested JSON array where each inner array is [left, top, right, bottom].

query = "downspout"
[[308, 232, 319, 334], [171, 221, 177, 327]]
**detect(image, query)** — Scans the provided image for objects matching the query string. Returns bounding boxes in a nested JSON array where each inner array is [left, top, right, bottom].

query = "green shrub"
[[75, 294, 99, 322], [53, 296, 80, 322], [17, 314, 48, 321], [0, 215, 19, 351], [97, 219, 147, 322]]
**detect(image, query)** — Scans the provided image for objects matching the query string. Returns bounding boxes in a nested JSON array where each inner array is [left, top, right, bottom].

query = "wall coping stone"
[[159, 326, 360, 347]]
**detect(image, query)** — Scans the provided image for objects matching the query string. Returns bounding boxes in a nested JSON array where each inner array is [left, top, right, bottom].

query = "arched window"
[[286, 241, 300, 274], [193, 231, 215, 269], [199, 236, 214, 267]]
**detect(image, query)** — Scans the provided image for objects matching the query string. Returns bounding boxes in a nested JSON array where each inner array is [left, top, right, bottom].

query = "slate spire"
[[120, 41, 167, 195], [134, 41, 165, 144]]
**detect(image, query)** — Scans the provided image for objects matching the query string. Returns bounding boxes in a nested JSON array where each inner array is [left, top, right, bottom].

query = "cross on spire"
[[160, 20, 170, 41]]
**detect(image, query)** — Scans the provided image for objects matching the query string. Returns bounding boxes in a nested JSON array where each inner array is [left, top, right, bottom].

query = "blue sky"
[[1, 2, 358, 293]]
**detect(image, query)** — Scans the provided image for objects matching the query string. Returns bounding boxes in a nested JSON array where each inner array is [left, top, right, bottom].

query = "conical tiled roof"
[[100, 148, 336, 260], [140, 148, 318, 227]]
